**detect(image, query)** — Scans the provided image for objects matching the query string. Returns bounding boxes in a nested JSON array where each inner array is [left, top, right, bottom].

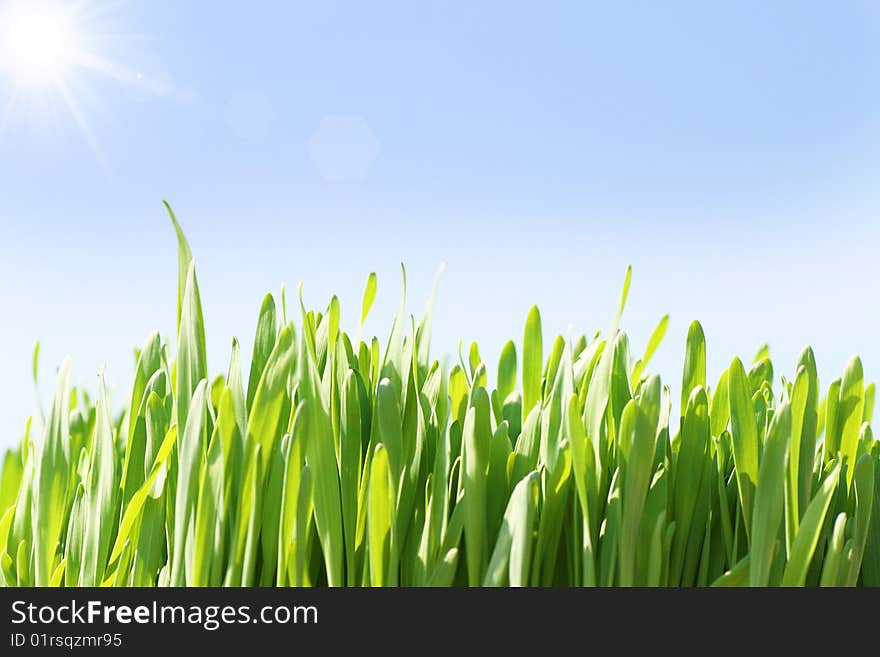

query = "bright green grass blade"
[[748, 353, 773, 397], [680, 321, 706, 418], [844, 453, 874, 585], [728, 357, 759, 539], [0, 555, 13, 588], [49, 557, 66, 587], [713, 433, 735, 565], [619, 376, 660, 587], [246, 294, 278, 413], [15, 539, 30, 586], [258, 435, 285, 586], [584, 266, 632, 471], [543, 335, 565, 402], [607, 333, 632, 438], [484, 471, 539, 586], [248, 326, 295, 477], [361, 272, 377, 326], [823, 378, 842, 465], [861, 445, 880, 586], [795, 348, 819, 511], [370, 335, 381, 391], [496, 340, 517, 409], [631, 314, 669, 387], [327, 295, 341, 360], [297, 326, 344, 587], [7, 423, 30, 542], [567, 394, 597, 585], [637, 467, 668, 586], [144, 391, 170, 479], [170, 379, 208, 586], [510, 401, 542, 490], [221, 436, 258, 586], [130, 492, 166, 586], [164, 200, 193, 331], [421, 405, 455, 574], [31, 340, 40, 385], [378, 265, 408, 400], [820, 512, 848, 586], [237, 444, 263, 586], [864, 382, 875, 423], [481, 417, 506, 525], [63, 485, 84, 586], [290, 464, 313, 587], [463, 387, 491, 586], [277, 406, 305, 585], [643, 314, 670, 366], [749, 400, 790, 586], [31, 358, 72, 587], [448, 365, 468, 427], [108, 420, 177, 564], [368, 443, 396, 586], [680, 447, 713, 586], [533, 447, 572, 586], [522, 305, 543, 425], [0, 450, 23, 518], [340, 370, 363, 585], [644, 511, 668, 587], [120, 331, 162, 507], [709, 369, 730, 439], [0, 505, 15, 560], [670, 386, 709, 585], [426, 500, 465, 586], [175, 261, 208, 439], [836, 540, 855, 586], [78, 373, 119, 586], [573, 338, 603, 394], [540, 334, 572, 475], [785, 365, 808, 551], [216, 389, 243, 537], [376, 378, 403, 483], [781, 464, 840, 586], [838, 356, 864, 489], [193, 426, 225, 586], [599, 472, 622, 586], [0, 507, 14, 586]]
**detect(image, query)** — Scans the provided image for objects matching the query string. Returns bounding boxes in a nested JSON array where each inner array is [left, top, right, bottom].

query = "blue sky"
[[1, 1, 878, 447]]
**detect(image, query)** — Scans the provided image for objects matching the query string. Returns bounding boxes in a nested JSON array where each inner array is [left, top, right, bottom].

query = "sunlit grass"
[[1, 203, 878, 587]]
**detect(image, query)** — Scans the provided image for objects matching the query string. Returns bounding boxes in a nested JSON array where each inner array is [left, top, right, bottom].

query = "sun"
[[0, 2, 112, 167], [6, 11, 73, 77], [1, 2, 183, 169], [2, 7, 82, 81]]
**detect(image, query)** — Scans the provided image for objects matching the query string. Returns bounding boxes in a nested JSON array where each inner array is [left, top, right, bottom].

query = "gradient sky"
[[1, 1, 878, 448]]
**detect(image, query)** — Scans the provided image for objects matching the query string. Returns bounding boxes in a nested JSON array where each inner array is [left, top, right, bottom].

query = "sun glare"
[[1, 2, 183, 171], [0, 2, 108, 167], [3, 9, 80, 79]]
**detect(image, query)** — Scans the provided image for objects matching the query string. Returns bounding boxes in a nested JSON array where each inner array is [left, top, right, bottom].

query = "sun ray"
[[52, 72, 111, 175], [0, 87, 23, 138]]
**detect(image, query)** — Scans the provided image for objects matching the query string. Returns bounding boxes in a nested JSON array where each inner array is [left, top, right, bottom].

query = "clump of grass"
[[1, 204, 878, 587]]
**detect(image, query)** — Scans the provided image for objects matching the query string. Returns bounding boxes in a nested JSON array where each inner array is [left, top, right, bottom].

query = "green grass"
[[1, 203, 879, 587]]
